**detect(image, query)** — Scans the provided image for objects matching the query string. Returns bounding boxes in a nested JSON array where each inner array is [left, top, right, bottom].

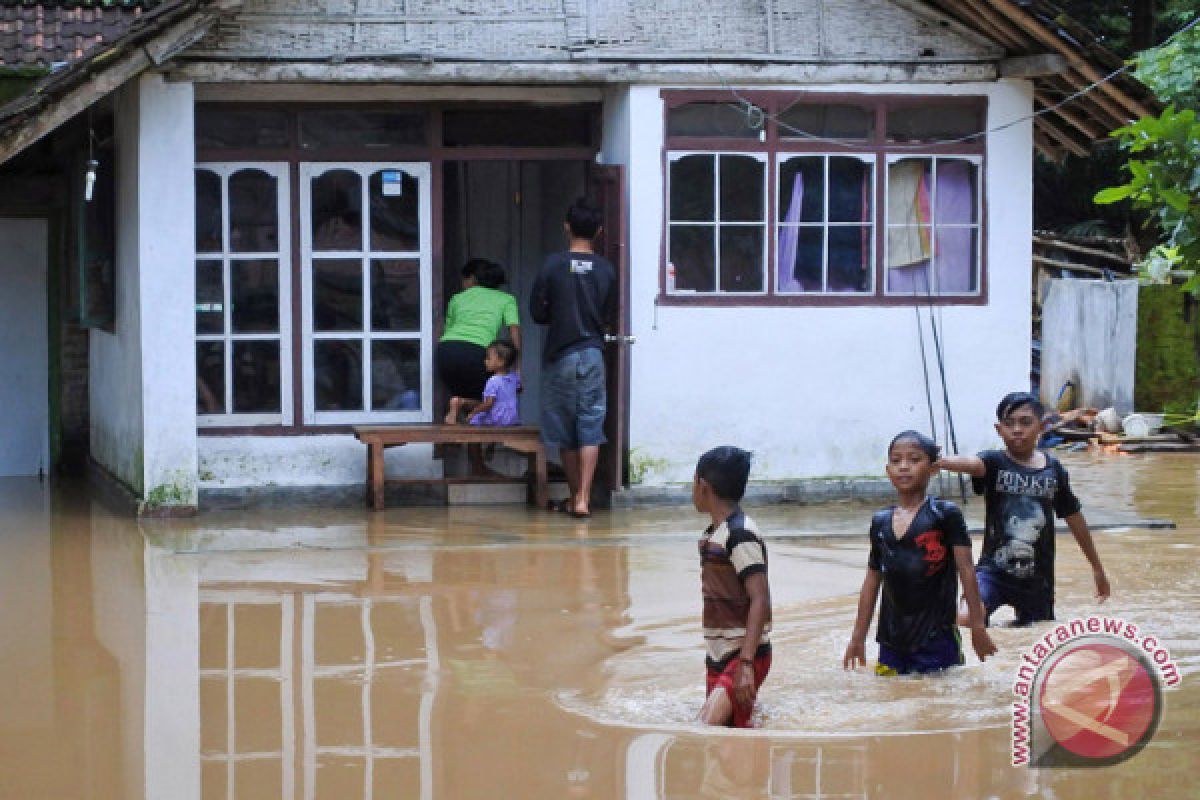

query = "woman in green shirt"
[[437, 259, 521, 405]]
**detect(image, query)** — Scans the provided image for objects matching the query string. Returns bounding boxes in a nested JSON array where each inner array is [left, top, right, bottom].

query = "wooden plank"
[[1033, 235, 1132, 265]]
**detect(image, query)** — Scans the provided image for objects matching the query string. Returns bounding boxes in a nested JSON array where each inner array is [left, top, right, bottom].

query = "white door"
[[0, 218, 48, 476]]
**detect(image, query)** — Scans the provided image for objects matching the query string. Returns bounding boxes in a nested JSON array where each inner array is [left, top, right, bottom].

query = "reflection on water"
[[0, 453, 1197, 798]]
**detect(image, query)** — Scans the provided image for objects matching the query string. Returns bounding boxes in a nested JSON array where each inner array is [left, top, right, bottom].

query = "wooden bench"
[[353, 425, 548, 512]]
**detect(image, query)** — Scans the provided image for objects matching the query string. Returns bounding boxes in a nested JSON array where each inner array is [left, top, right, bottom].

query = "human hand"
[[971, 626, 997, 662], [733, 660, 756, 709], [1094, 567, 1111, 601], [843, 640, 866, 670]]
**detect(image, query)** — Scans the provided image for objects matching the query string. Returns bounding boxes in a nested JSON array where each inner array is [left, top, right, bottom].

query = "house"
[[0, 0, 1154, 512]]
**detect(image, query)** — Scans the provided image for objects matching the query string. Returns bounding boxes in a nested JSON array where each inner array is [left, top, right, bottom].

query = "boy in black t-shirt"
[[844, 431, 996, 675], [938, 392, 1111, 626]]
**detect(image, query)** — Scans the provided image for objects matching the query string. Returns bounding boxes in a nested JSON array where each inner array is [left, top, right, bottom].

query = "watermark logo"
[[1011, 616, 1177, 768]]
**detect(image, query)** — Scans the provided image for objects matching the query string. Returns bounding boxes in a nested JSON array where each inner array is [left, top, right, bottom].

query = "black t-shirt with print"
[[528, 251, 616, 363], [868, 497, 971, 654], [972, 450, 1081, 598]]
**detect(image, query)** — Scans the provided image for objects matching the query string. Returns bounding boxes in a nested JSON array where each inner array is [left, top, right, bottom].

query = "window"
[[885, 156, 981, 295], [195, 164, 292, 426], [667, 153, 766, 293], [663, 93, 986, 303], [300, 163, 432, 425]]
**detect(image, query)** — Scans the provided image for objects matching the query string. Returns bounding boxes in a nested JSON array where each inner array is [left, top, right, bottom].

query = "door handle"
[[604, 334, 637, 345]]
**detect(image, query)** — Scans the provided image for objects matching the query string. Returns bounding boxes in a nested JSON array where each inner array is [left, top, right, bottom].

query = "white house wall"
[[198, 435, 437, 489], [90, 74, 199, 504], [623, 81, 1035, 484]]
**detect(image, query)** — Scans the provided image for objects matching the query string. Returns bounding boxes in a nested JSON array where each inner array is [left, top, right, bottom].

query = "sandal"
[[546, 499, 569, 513]]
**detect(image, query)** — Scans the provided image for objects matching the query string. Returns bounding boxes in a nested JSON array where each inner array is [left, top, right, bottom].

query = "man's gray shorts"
[[541, 347, 607, 450]]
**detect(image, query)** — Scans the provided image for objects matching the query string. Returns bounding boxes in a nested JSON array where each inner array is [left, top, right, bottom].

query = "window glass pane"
[[442, 107, 594, 147], [232, 341, 281, 413], [719, 226, 764, 292], [719, 156, 764, 222], [778, 226, 823, 292], [196, 109, 290, 149], [778, 157, 824, 223], [887, 104, 982, 143], [313, 259, 363, 332], [369, 171, 419, 252], [669, 155, 714, 222], [195, 169, 222, 253], [934, 227, 979, 293], [828, 157, 873, 223], [669, 225, 715, 292], [887, 158, 933, 269], [371, 259, 420, 332], [300, 110, 426, 149], [231, 259, 279, 333], [828, 226, 873, 293], [887, 259, 931, 294], [778, 102, 873, 141], [315, 340, 363, 411], [312, 170, 362, 251], [667, 103, 759, 138], [196, 260, 224, 334], [196, 342, 225, 414], [371, 340, 421, 411], [935, 158, 979, 225], [229, 169, 279, 253]]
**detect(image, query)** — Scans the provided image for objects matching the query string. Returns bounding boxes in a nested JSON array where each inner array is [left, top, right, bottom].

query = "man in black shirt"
[[529, 198, 616, 518]]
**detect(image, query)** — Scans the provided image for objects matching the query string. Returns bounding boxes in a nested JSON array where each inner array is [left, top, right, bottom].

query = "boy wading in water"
[[844, 431, 997, 675], [938, 392, 1111, 626], [694, 447, 772, 727]]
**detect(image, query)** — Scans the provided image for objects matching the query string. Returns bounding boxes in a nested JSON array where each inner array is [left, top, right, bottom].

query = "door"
[[590, 166, 630, 494], [0, 218, 49, 476], [299, 163, 433, 425]]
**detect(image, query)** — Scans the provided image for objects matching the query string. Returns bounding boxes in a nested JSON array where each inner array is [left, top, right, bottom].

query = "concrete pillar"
[[90, 73, 197, 509]]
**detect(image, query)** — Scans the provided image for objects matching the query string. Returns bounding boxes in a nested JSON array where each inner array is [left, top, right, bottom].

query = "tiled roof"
[[0, 2, 160, 67]]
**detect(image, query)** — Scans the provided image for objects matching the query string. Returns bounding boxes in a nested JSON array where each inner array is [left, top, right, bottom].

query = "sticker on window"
[[381, 170, 405, 197]]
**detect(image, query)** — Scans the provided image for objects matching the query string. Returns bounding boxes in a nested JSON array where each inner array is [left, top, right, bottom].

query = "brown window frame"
[[659, 90, 989, 308]]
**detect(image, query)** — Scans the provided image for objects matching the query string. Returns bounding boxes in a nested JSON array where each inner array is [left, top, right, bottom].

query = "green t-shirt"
[[441, 286, 519, 348]]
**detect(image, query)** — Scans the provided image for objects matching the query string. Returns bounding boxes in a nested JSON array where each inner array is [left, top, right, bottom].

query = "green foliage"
[[1095, 19, 1200, 294]]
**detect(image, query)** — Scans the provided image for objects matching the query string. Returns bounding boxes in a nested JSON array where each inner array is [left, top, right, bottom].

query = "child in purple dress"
[[445, 341, 521, 427]]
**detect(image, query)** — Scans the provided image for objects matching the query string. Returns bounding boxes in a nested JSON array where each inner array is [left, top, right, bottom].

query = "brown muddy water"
[[0, 453, 1196, 799]]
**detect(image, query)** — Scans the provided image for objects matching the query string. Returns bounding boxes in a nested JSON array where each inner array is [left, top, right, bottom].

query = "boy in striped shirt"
[[694, 446, 773, 728]]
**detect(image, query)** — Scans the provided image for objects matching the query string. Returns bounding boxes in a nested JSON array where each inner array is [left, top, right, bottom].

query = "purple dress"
[[471, 372, 521, 427]]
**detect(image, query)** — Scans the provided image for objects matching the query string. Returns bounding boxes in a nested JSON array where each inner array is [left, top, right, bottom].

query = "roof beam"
[[0, 9, 218, 165], [1001, 53, 1069, 77]]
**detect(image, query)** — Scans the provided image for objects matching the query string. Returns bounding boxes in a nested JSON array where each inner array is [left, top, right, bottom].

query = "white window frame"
[[196, 163, 294, 428], [774, 152, 876, 296], [299, 162, 433, 426], [883, 153, 984, 298], [666, 151, 769, 296]]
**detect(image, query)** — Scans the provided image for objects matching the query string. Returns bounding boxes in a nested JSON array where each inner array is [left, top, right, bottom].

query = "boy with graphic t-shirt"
[[844, 431, 996, 675], [938, 392, 1111, 625], [693, 446, 772, 727]]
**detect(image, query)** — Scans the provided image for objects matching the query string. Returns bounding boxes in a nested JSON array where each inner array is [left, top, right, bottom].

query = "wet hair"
[[488, 340, 517, 370], [476, 260, 507, 289], [888, 430, 940, 461], [695, 446, 753, 502], [996, 391, 1044, 421], [565, 197, 602, 239]]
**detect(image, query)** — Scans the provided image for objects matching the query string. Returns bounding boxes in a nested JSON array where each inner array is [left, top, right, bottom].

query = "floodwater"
[[0, 453, 1196, 799]]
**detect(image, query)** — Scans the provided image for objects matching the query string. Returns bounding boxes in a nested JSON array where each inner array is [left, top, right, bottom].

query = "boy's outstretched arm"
[[1065, 512, 1111, 601], [935, 454, 987, 478], [733, 573, 771, 710], [843, 570, 881, 670], [954, 546, 997, 661]]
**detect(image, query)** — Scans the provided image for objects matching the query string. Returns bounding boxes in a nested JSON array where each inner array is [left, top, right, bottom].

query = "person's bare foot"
[[444, 410, 459, 425], [570, 497, 591, 519]]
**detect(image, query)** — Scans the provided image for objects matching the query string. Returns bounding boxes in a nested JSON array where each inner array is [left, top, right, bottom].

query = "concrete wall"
[[90, 73, 198, 506], [623, 80, 1036, 484], [1040, 278, 1138, 415]]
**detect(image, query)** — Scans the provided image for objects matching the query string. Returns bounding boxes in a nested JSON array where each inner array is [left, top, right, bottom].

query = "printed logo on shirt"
[[914, 530, 948, 576], [996, 469, 1059, 499], [569, 258, 593, 274]]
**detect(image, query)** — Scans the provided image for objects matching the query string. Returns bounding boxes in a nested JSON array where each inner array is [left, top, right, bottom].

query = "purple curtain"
[[777, 170, 803, 292], [934, 160, 975, 293]]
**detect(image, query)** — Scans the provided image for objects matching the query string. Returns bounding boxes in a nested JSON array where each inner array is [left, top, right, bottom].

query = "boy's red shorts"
[[705, 651, 772, 728]]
